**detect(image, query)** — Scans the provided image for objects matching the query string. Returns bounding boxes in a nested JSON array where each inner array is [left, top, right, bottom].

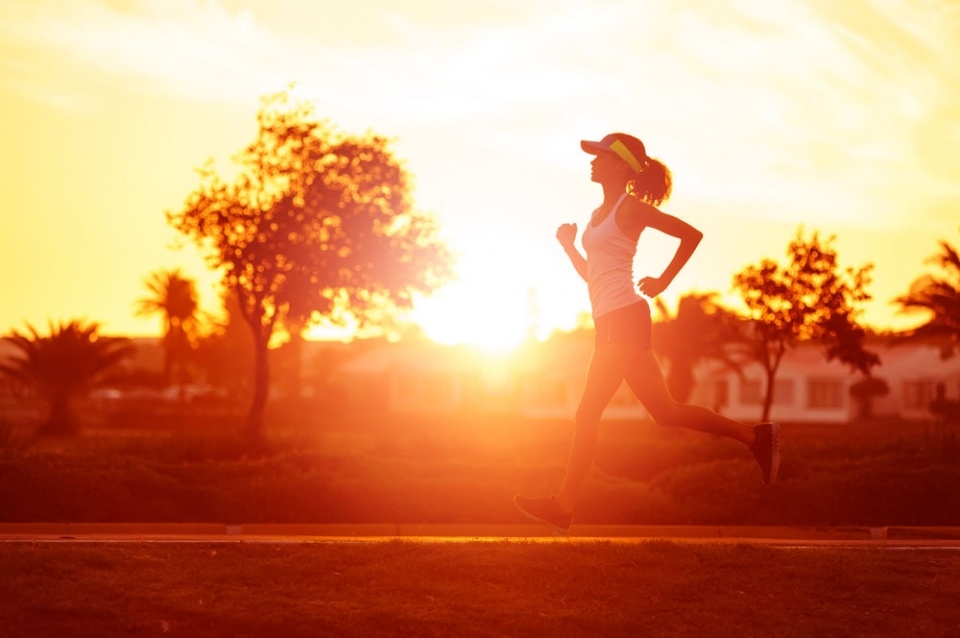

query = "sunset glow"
[[1, 1, 958, 350]]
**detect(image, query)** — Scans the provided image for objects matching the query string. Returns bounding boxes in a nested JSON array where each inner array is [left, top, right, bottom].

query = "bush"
[[1, 419, 959, 526]]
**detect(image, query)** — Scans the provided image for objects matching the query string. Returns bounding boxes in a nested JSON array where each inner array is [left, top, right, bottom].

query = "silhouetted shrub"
[[1, 419, 958, 526]]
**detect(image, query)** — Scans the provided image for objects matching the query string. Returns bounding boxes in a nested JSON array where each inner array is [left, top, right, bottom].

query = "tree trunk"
[[38, 394, 78, 437], [759, 342, 785, 423], [289, 333, 304, 401], [161, 333, 173, 387], [244, 334, 270, 444], [761, 367, 776, 423]]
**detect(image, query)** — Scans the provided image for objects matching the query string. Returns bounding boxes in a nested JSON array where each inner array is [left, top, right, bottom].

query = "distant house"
[[512, 337, 592, 420], [692, 342, 960, 424], [510, 335, 652, 421], [330, 334, 653, 421], [691, 344, 859, 423], [15, 328, 948, 425], [332, 341, 522, 415], [869, 345, 960, 421], [329, 337, 960, 424]]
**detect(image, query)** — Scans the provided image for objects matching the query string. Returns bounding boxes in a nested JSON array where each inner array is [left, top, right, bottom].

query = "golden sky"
[[1, 0, 958, 350]]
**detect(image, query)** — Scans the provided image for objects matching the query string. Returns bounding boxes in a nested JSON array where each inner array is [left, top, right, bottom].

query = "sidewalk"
[[2, 523, 960, 546]]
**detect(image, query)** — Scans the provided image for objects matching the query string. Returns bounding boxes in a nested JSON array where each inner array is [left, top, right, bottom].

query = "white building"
[[330, 337, 960, 425], [692, 344, 860, 423], [332, 341, 522, 415]]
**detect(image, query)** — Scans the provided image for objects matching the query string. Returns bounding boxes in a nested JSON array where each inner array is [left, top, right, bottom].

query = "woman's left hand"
[[637, 276, 666, 298]]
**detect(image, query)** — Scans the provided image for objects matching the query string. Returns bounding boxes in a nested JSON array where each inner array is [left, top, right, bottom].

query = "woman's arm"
[[556, 223, 588, 282], [635, 206, 703, 298]]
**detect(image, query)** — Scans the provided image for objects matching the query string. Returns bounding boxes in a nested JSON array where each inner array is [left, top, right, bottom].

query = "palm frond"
[[1, 319, 133, 400]]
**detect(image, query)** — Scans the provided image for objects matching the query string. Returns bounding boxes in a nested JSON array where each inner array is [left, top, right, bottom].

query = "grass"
[[0, 540, 958, 637], [1, 417, 958, 635], [1, 417, 959, 527]]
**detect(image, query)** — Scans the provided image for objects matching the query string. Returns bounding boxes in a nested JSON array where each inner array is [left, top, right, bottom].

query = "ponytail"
[[630, 158, 672, 206]]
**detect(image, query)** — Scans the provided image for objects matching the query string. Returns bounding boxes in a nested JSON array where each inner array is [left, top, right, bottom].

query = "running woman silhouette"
[[514, 133, 779, 534]]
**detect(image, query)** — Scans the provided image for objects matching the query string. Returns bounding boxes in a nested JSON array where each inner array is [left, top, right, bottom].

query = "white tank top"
[[581, 193, 641, 320]]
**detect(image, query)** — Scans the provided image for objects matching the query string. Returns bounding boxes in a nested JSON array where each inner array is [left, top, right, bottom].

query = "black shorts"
[[594, 300, 652, 349]]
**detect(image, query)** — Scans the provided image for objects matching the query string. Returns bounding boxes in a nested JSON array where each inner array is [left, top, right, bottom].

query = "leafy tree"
[[191, 290, 255, 404], [270, 268, 322, 403], [894, 230, 960, 357], [849, 376, 890, 420], [732, 228, 879, 421], [651, 292, 743, 403], [0, 320, 133, 435], [167, 90, 454, 440], [135, 268, 199, 386]]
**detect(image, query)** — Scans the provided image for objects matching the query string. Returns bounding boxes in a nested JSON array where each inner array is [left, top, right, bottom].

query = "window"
[[739, 379, 762, 405], [807, 379, 844, 409]]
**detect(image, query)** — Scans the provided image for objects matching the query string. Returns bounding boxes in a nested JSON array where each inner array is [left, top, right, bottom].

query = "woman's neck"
[[600, 183, 627, 208]]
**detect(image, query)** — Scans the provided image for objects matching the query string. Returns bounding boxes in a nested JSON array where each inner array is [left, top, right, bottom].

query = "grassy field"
[[1, 416, 958, 636], [1, 416, 958, 528], [0, 540, 958, 637]]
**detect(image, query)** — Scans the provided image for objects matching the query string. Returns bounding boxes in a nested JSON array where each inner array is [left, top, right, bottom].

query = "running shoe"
[[513, 495, 574, 535], [750, 421, 781, 485]]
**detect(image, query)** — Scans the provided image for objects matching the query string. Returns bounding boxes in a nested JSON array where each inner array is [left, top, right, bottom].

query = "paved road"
[[1, 523, 959, 548], [2, 536, 960, 549]]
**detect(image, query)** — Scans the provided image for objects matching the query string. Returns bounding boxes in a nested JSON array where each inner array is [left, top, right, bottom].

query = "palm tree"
[[895, 232, 960, 357], [136, 268, 200, 385], [0, 320, 133, 435], [651, 293, 743, 403]]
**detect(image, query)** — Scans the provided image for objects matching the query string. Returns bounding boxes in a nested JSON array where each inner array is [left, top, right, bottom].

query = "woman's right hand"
[[556, 223, 578, 248]]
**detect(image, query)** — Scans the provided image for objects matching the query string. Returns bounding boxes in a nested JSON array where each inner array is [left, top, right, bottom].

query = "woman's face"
[[590, 151, 630, 185]]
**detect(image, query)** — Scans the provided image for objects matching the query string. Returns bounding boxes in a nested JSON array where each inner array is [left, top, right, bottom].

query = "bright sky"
[[1, 0, 958, 351]]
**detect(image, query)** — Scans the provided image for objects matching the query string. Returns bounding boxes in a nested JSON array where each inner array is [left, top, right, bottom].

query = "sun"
[[301, 272, 562, 351], [409, 281, 530, 353], [303, 237, 586, 351], [407, 237, 591, 352]]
